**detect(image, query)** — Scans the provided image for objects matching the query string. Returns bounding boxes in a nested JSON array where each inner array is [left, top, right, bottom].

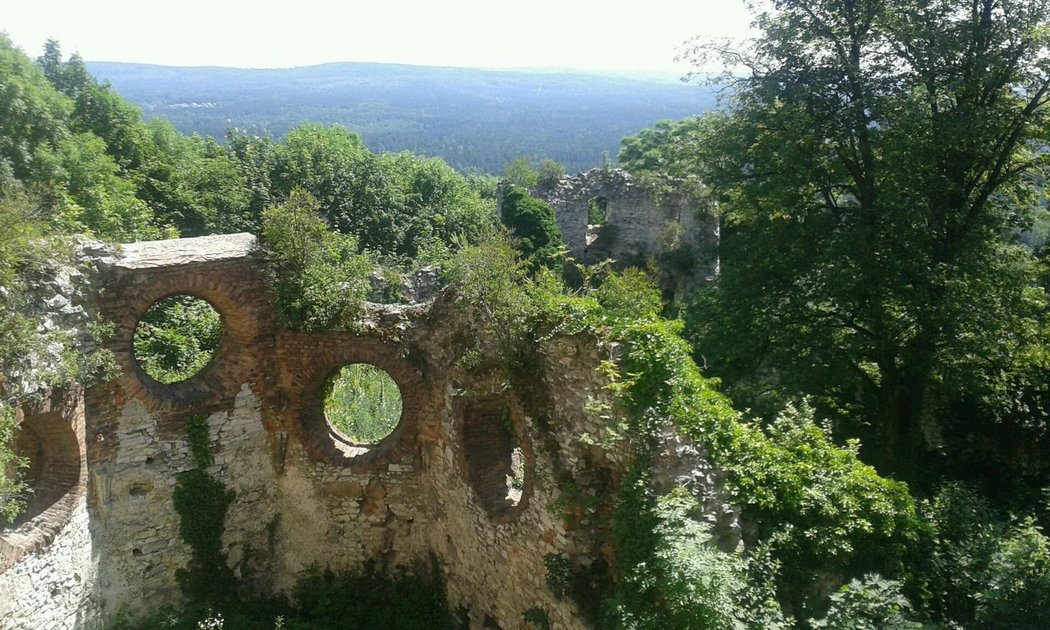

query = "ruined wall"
[[532, 168, 719, 297], [0, 233, 653, 629]]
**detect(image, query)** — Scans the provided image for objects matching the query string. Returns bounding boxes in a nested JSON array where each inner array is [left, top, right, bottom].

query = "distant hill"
[[86, 61, 716, 174]]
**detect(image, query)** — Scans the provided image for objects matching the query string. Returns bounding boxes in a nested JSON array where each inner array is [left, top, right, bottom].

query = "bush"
[[262, 188, 372, 331], [723, 402, 920, 607], [499, 186, 564, 274], [133, 295, 221, 384], [609, 484, 749, 630], [810, 575, 923, 630], [975, 520, 1050, 628], [613, 310, 920, 616], [913, 482, 1001, 624], [0, 404, 30, 524]]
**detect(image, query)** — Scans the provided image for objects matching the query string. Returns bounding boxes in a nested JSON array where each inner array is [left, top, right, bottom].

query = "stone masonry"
[[531, 168, 719, 298], [0, 233, 731, 629]]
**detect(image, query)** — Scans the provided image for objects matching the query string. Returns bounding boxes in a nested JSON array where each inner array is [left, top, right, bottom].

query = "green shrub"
[[499, 186, 564, 274], [0, 404, 30, 524], [975, 520, 1050, 628], [609, 484, 749, 630], [913, 482, 1000, 624], [723, 403, 920, 602], [612, 307, 919, 616], [262, 188, 372, 331], [810, 575, 924, 630]]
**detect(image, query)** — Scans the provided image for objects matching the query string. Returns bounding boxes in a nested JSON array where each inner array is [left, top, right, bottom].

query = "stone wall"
[[530, 168, 719, 298], [0, 233, 667, 629]]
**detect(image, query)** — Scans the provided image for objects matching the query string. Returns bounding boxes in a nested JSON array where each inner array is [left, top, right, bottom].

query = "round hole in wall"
[[133, 294, 222, 384], [324, 363, 403, 445]]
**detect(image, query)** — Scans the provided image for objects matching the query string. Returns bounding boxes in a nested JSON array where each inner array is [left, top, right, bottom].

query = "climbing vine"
[[441, 237, 922, 626], [172, 414, 237, 604]]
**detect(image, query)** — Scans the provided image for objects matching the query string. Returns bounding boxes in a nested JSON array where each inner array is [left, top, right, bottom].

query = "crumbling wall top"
[[114, 233, 258, 270]]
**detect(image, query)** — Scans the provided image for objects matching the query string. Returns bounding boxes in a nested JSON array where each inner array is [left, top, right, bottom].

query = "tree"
[[681, 0, 1050, 478], [535, 158, 567, 189], [261, 188, 373, 331], [502, 155, 538, 188], [499, 186, 565, 274], [0, 34, 71, 185]]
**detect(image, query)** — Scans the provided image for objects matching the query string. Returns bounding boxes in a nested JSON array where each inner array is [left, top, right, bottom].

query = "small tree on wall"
[[499, 186, 565, 274]]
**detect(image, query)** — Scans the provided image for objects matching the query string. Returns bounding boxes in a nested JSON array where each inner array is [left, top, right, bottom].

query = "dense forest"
[[86, 61, 717, 174], [3, 0, 1050, 626]]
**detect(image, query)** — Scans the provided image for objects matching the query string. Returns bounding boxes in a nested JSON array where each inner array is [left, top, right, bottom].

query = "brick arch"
[[0, 389, 84, 573], [99, 258, 270, 409], [455, 393, 533, 523], [287, 334, 427, 469]]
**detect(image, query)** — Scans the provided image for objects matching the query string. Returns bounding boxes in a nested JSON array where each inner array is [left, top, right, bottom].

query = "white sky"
[[3, 0, 754, 72]]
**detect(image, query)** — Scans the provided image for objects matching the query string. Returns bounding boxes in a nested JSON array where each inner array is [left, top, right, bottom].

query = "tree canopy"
[[665, 0, 1050, 479]]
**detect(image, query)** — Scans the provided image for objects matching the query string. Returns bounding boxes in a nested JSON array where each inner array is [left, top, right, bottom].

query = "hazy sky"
[[4, 0, 754, 72]]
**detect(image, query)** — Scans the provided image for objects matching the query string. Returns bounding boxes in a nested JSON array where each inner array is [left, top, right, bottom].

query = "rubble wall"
[[532, 169, 719, 297], [0, 233, 654, 630]]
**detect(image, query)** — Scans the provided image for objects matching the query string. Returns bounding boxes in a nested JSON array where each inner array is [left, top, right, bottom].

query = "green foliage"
[[0, 196, 119, 525], [262, 188, 373, 331], [586, 196, 607, 225], [809, 575, 924, 630], [674, 0, 1050, 480], [499, 186, 564, 274], [619, 117, 711, 201], [0, 197, 116, 397], [0, 34, 71, 183], [324, 364, 403, 444], [133, 295, 221, 384], [266, 125, 495, 263], [0, 404, 30, 524], [535, 158, 566, 189], [913, 483, 1050, 628], [913, 482, 1001, 623], [172, 415, 237, 605], [975, 519, 1050, 627], [609, 483, 748, 630], [502, 155, 539, 188], [290, 558, 458, 630], [185, 414, 214, 470], [441, 236, 533, 369], [376, 151, 495, 260], [723, 403, 920, 602], [443, 248, 918, 623], [611, 292, 919, 616]]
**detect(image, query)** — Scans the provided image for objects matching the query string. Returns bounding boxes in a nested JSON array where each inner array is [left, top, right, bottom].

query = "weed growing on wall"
[[0, 197, 118, 524], [172, 414, 237, 604], [262, 188, 373, 331]]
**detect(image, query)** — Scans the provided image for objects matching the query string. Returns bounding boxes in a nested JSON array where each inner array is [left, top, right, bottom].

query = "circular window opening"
[[133, 294, 222, 384], [324, 363, 403, 444]]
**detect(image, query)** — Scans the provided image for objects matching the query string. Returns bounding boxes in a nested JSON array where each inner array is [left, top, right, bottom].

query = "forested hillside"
[[85, 61, 716, 173]]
